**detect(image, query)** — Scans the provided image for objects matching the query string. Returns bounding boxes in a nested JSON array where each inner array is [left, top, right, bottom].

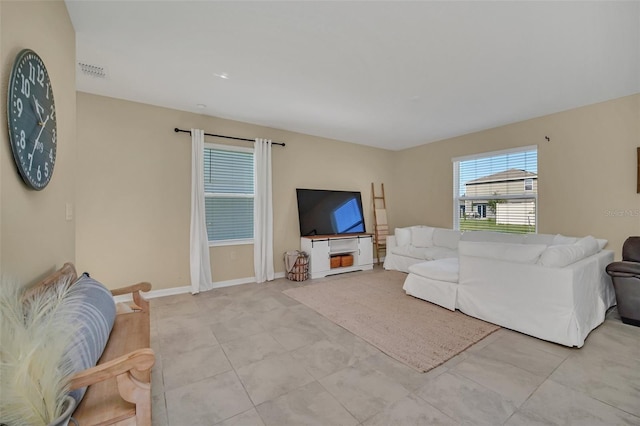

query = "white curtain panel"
[[189, 129, 213, 294], [254, 138, 275, 283]]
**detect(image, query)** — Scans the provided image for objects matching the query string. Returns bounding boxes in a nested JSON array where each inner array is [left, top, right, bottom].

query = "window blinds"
[[204, 147, 254, 242], [454, 147, 538, 234]]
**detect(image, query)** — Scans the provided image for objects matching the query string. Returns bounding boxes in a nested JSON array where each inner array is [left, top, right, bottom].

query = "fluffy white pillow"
[[459, 241, 547, 264], [553, 234, 578, 245], [539, 236, 600, 268], [395, 227, 411, 247], [596, 239, 608, 250], [411, 226, 435, 248]]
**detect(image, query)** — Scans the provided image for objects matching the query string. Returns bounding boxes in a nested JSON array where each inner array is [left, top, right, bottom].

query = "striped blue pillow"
[[66, 273, 116, 404]]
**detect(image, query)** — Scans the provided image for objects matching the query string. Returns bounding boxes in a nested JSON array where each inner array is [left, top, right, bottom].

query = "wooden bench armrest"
[[111, 282, 152, 312], [69, 348, 155, 391], [111, 282, 152, 297]]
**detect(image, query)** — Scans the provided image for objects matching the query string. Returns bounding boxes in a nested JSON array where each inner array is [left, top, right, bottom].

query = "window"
[[524, 178, 533, 191], [453, 146, 538, 234], [204, 143, 254, 245]]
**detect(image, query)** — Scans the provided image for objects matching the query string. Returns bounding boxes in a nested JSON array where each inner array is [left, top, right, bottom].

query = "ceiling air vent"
[[78, 62, 106, 78]]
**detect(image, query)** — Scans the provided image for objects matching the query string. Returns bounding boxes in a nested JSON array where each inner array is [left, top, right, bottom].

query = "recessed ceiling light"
[[213, 72, 229, 80], [196, 103, 207, 109]]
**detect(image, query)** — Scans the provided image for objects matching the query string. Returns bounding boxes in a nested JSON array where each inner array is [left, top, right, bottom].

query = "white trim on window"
[[204, 142, 254, 154], [209, 238, 254, 247], [451, 145, 538, 164]]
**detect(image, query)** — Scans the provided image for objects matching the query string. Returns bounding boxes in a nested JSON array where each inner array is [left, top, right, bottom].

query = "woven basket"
[[330, 256, 341, 269], [287, 252, 309, 281]]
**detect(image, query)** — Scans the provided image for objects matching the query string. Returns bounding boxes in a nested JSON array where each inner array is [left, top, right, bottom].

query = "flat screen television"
[[296, 188, 366, 236]]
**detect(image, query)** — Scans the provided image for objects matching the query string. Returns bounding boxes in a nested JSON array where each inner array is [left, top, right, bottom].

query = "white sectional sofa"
[[384, 226, 616, 347]]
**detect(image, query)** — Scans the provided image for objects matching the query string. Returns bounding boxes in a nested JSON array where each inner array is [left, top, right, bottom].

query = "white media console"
[[301, 234, 374, 279]]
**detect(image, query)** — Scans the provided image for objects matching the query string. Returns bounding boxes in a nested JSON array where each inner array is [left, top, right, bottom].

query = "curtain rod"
[[174, 128, 285, 147]]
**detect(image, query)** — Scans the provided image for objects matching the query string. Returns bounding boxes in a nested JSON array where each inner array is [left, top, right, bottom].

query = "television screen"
[[296, 188, 366, 236]]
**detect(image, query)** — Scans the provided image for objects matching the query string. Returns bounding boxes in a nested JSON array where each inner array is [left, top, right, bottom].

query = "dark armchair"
[[606, 236, 640, 326]]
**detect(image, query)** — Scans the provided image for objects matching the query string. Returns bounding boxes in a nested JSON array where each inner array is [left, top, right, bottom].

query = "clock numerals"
[[15, 98, 23, 118], [52, 128, 57, 144], [37, 64, 45, 87], [17, 130, 26, 150], [28, 62, 36, 84], [20, 73, 31, 98], [45, 82, 51, 100], [50, 104, 56, 121]]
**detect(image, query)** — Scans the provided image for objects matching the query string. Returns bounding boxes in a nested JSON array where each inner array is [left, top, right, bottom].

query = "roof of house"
[[466, 169, 537, 185]]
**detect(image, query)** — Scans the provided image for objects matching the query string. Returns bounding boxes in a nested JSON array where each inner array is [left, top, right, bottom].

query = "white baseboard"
[[113, 271, 286, 302]]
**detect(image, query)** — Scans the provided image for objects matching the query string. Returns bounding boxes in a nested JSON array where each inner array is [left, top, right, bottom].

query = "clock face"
[[7, 49, 57, 190]]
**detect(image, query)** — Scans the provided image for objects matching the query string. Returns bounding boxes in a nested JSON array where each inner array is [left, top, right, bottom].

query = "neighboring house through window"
[[204, 143, 254, 245], [453, 146, 538, 233]]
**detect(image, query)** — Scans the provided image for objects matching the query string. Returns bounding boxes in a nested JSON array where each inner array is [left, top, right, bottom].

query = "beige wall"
[[76, 92, 393, 290], [77, 92, 638, 290], [0, 1, 76, 284], [393, 94, 640, 259]]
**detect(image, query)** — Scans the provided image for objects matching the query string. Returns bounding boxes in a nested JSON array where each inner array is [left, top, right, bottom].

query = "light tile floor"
[[149, 268, 640, 426]]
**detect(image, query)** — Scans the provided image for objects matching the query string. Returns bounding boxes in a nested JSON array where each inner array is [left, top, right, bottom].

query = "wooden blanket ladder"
[[371, 183, 389, 265]]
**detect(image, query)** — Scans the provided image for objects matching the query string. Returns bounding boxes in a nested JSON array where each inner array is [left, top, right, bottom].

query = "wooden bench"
[[32, 263, 155, 426]]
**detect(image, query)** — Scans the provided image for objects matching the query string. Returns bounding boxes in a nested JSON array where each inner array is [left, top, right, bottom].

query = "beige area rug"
[[283, 271, 500, 372]]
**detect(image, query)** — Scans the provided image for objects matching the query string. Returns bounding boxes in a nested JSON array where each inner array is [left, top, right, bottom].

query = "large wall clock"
[[7, 49, 57, 190]]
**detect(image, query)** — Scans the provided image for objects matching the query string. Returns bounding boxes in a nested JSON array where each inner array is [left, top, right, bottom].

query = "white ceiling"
[[65, 1, 639, 151]]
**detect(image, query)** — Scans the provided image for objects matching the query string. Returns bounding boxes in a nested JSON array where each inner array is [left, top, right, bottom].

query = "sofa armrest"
[[386, 235, 397, 249], [69, 348, 155, 390], [606, 261, 640, 278]]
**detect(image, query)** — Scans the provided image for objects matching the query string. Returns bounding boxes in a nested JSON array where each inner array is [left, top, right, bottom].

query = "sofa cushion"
[[409, 258, 459, 283], [461, 230, 525, 244], [395, 227, 411, 247], [392, 245, 426, 259], [459, 241, 547, 264], [538, 236, 600, 268], [411, 226, 435, 248], [432, 228, 462, 250], [423, 247, 458, 260], [391, 245, 456, 260]]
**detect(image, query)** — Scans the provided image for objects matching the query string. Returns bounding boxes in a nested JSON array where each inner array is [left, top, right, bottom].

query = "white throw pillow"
[[459, 241, 547, 264], [539, 236, 600, 268], [395, 227, 411, 247], [432, 228, 462, 250], [553, 234, 579, 245], [411, 226, 435, 248], [596, 239, 608, 250]]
